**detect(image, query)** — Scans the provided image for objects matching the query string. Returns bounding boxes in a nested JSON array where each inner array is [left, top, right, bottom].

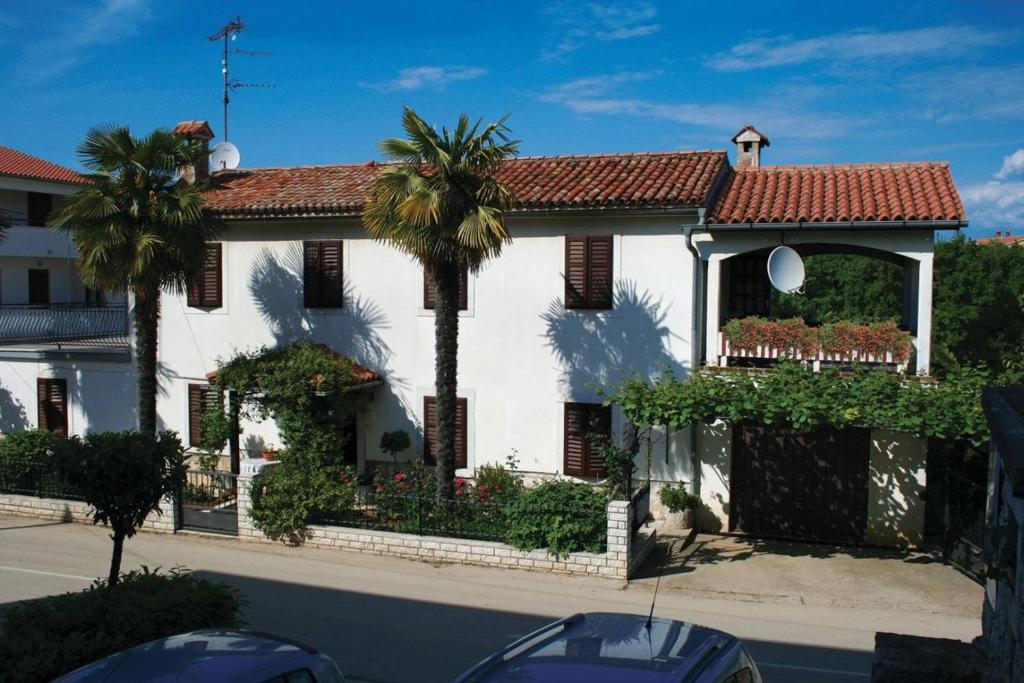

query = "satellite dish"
[[209, 141, 241, 171], [767, 245, 805, 294]]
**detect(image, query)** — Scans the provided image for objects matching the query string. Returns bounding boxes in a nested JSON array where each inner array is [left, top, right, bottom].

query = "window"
[[28, 269, 49, 305], [725, 252, 771, 320], [423, 396, 467, 469], [564, 402, 611, 477], [27, 192, 52, 226], [37, 378, 68, 436], [84, 287, 106, 306], [303, 240, 344, 308], [423, 267, 468, 310], [187, 243, 223, 308], [187, 383, 221, 448], [564, 235, 613, 310]]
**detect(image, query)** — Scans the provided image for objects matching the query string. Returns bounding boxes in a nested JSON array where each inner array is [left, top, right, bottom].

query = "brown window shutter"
[[564, 236, 588, 309], [37, 378, 68, 437], [189, 243, 222, 308], [423, 396, 438, 465], [188, 384, 204, 447], [587, 236, 613, 310], [585, 404, 612, 477], [564, 402, 587, 476], [320, 240, 344, 308], [455, 397, 468, 469], [424, 267, 468, 311], [303, 241, 322, 307]]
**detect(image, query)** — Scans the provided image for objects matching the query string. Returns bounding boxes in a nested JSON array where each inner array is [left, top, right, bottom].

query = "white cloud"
[[538, 72, 857, 142], [541, 2, 661, 60], [996, 149, 1024, 179], [360, 66, 487, 93], [18, 0, 152, 83], [906, 64, 1024, 124], [962, 181, 1024, 227], [707, 25, 1009, 72]]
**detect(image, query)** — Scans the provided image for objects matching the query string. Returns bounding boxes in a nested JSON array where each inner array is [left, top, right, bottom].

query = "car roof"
[[456, 612, 741, 683], [55, 630, 322, 683]]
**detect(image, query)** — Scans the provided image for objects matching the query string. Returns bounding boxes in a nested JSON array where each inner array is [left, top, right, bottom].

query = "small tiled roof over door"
[[0, 145, 84, 185], [707, 162, 966, 225]]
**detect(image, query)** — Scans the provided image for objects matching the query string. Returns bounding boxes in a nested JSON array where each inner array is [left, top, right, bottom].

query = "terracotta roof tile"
[[173, 121, 215, 140], [978, 233, 1024, 245], [206, 151, 729, 219], [0, 145, 84, 185], [707, 163, 966, 225]]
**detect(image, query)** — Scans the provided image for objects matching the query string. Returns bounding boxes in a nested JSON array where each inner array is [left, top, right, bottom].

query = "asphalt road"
[[0, 516, 981, 682]]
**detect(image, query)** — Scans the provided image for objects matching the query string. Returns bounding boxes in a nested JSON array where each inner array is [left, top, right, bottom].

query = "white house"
[[0, 123, 968, 547], [0, 145, 134, 436]]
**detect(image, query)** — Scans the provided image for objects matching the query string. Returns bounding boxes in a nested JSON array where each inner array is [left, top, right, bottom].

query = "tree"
[[363, 108, 519, 499], [60, 431, 186, 586], [51, 125, 222, 433]]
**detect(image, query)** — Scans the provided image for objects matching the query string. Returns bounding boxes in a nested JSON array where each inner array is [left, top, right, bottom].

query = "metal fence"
[[0, 303, 129, 346], [0, 458, 83, 500], [630, 483, 651, 534], [312, 489, 606, 545], [179, 469, 238, 535]]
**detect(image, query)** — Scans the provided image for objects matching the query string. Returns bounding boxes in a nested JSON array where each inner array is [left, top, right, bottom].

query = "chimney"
[[173, 120, 215, 182], [732, 124, 770, 168], [996, 231, 1003, 237]]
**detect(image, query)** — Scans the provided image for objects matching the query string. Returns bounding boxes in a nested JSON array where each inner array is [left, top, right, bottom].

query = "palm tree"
[[51, 125, 222, 433], [364, 107, 518, 499]]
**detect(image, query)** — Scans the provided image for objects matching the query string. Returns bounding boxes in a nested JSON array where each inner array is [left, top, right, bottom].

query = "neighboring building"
[[0, 123, 970, 547], [0, 145, 134, 436], [981, 386, 1024, 682], [978, 230, 1024, 245]]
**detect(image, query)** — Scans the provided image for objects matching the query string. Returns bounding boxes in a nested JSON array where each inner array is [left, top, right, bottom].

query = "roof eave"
[[705, 219, 968, 231], [0, 171, 87, 187]]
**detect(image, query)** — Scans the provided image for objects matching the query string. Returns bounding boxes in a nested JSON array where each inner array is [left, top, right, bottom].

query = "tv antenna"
[[208, 16, 274, 143]]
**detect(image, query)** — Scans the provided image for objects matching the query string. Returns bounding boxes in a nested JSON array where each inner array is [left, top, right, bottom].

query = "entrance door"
[[730, 423, 870, 543]]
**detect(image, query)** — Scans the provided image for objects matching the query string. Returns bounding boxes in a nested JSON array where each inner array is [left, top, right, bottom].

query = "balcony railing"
[[0, 303, 129, 346]]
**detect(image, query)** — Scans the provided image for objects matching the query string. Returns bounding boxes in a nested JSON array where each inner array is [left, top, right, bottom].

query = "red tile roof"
[[977, 232, 1024, 245], [206, 151, 729, 219], [0, 145, 84, 185], [173, 121, 215, 140], [706, 163, 966, 225]]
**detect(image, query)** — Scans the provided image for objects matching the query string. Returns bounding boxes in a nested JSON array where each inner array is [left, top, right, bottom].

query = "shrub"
[[250, 463, 358, 542], [505, 481, 607, 558], [0, 430, 66, 495], [59, 431, 187, 585], [474, 462, 523, 506], [658, 483, 700, 513], [0, 567, 243, 683]]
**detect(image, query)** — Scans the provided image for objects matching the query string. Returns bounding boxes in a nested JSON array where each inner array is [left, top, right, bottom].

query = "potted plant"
[[260, 443, 279, 461], [658, 483, 700, 529]]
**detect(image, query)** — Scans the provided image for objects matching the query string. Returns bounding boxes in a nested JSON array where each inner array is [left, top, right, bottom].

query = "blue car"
[[54, 630, 346, 683], [456, 612, 762, 683]]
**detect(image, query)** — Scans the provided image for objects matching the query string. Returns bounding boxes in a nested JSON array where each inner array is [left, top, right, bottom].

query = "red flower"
[[393, 473, 407, 483], [375, 485, 384, 494]]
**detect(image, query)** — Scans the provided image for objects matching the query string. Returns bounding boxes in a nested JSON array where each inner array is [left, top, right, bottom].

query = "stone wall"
[[0, 492, 177, 533], [238, 471, 652, 580]]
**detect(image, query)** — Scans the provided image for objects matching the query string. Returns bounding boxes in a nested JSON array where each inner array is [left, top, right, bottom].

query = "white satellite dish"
[[767, 245, 805, 294], [209, 141, 241, 171]]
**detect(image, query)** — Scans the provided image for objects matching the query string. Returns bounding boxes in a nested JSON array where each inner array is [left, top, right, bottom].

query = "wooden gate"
[[730, 423, 870, 543]]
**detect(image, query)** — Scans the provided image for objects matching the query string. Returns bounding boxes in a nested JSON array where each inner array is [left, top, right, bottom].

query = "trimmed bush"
[[0, 430, 74, 498], [0, 567, 244, 683], [505, 481, 607, 558]]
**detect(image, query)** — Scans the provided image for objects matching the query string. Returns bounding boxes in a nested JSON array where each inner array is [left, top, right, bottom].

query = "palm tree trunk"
[[134, 290, 160, 434], [433, 262, 460, 500]]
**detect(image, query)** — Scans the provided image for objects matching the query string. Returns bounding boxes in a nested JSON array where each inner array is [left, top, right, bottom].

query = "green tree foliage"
[[772, 254, 904, 324], [932, 237, 1024, 373], [363, 107, 519, 500], [0, 567, 242, 683], [50, 125, 222, 433], [59, 431, 186, 585]]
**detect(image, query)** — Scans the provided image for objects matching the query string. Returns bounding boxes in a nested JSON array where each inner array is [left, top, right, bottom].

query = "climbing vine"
[[211, 343, 366, 540], [607, 361, 1020, 448]]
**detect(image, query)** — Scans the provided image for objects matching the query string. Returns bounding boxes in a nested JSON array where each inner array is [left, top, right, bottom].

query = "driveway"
[[634, 534, 983, 618]]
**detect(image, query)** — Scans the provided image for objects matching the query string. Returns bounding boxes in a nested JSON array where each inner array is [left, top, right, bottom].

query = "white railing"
[[718, 331, 910, 373]]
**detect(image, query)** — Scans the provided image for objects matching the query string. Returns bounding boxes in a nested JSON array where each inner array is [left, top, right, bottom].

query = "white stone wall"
[[238, 471, 645, 580], [0, 492, 177, 533]]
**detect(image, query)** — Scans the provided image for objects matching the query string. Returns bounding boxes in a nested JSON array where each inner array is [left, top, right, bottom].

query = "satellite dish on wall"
[[767, 245, 805, 294], [209, 141, 241, 171]]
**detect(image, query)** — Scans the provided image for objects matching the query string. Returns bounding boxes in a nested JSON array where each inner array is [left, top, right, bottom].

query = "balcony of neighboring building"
[[0, 189, 76, 259]]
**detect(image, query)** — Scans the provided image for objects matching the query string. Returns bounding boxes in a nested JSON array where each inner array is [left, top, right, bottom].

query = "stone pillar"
[[705, 257, 723, 367], [141, 493, 179, 533], [914, 253, 933, 375], [606, 499, 632, 581], [237, 470, 258, 539]]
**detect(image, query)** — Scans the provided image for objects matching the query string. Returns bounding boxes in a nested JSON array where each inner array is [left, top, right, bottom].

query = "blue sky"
[[2, 1, 1024, 236]]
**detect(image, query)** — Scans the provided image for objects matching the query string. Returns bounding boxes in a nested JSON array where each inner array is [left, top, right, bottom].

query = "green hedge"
[[0, 567, 244, 683], [505, 481, 607, 558]]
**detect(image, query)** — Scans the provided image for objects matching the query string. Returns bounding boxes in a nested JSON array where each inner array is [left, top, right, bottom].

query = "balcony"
[[717, 317, 914, 373], [0, 303, 129, 347]]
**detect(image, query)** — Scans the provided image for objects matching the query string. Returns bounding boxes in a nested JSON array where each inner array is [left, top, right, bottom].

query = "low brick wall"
[[0, 492, 177, 533], [239, 471, 650, 580]]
